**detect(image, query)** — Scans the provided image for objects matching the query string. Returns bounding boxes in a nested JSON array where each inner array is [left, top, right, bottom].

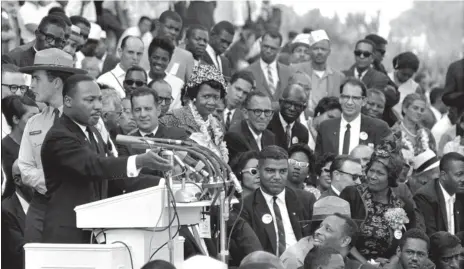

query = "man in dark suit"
[[223, 70, 255, 131], [267, 83, 309, 150], [245, 31, 292, 109], [241, 146, 315, 256], [225, 91, 276, 161], [442, 59, 464, 116], [315, 77, 392, 156], [414, 152, 464, 237], [40, 75, 173, 244], [1, 160, 32, 269], [203, 21, 235, 80], [2, 15, 67, 67], [343, 39, 390, 90], [184, 25, 209, 67]]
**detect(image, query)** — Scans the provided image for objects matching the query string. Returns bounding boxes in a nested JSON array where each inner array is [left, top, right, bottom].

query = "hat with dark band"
[[19, 48, 87, 74]]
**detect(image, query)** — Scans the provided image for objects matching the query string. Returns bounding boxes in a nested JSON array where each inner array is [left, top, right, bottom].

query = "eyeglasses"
[[354, 50, 372, 58], [280, 99, 307, 111], [247, 109, 274, 117], [289, 159, 310, 168], [336, 170, 363, 181], [38, 29, 67, 47], [340, 94, 364, 103], [158, 96, 174, 105], [124, 79, 146, 87], [241, 168, 258, 176], [2, 84, 29, 93]]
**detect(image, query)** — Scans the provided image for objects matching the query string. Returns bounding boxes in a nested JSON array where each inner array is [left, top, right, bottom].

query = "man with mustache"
[[17, 48, 87, 243], [384, 229, 431, 269]]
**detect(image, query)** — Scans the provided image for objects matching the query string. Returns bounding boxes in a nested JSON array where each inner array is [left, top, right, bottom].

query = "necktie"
[[273, 196, 286, 256], [225, 111, 232, 130], [144, 133, 155, 138], [342, 123, 351, 154], [285, 124, 292, 148], [53, 108, 60, 124], [267, 65, 275, 95], [86, 126, 99, 153], [256, 135, 262, 151], [191, 225, 207, 255], [216, 55, 222, 73]]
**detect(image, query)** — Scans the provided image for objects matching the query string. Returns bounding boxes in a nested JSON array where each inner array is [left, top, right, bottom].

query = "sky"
[[271, 0, 414, 37]]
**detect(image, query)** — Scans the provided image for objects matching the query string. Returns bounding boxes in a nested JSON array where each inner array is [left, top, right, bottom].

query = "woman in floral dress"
[[340, 139, 417, 265], [159, 64, 229, 163]]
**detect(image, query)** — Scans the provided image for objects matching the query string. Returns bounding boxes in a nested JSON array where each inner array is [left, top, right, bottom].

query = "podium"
[[25, 179, 210, 269]]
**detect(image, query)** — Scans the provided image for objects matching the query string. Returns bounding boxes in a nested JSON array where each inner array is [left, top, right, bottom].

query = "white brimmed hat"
[[309, 29, 330, 46], [413, 149, 440, 174], [88, 22, 102, 40]]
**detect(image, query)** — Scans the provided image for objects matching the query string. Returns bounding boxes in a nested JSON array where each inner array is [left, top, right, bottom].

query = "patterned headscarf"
[[186, 64, 227, 90]]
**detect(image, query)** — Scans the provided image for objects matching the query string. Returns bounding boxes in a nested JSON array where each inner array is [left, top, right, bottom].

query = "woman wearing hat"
[[391, 93, 436, 158], [390, 52, 422, 115], [160, 64, 229, 163], [340, 139, 416, 265]]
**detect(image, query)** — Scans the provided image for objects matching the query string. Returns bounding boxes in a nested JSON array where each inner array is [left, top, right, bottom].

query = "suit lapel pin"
[[262, 214, 273, 224], [360, 131, 368, 141]]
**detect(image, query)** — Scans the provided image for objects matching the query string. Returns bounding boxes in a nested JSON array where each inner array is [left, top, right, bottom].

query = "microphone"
[[175, 151, 210, 177], [229, 172, 243, 194], [148, 137, 193, 146], [115, 135, 193, 148]]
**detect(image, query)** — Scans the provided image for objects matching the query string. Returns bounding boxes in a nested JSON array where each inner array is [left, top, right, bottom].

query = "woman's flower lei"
[[384, 208, 409, 231], [188, 102, 229, 163]]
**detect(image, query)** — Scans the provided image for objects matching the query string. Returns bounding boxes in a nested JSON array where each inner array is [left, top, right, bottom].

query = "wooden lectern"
[[74, 179, 210, 269]]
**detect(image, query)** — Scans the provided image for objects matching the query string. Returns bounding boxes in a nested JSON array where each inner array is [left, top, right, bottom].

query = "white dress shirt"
[[65, 0, 97, 23], [2, 113, 11, 139], [16, 192, 29, 214], [439, 182, 456, 234], [338, 114, 362, 155], [432, 115, 453, 145], [71, 119, 141, 178], [147, 72, 184, 111], [247, 123, 263, 151], [260, 188, 297, 248], [206, 44, 222, 73], [260, 59, 279, 90], [354, 68, 368, 80], [223, 108, 236, 123], [430, 106, 443, 123], [97, 64, 127, 98]]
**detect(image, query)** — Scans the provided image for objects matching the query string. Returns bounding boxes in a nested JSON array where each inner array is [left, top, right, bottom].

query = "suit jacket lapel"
[[285, 189, 303, 240], [254, 190, 277, 254], [62, 115, 89, 146], [255, 64, 272, 97], [362, 68, 375, 86], [270, 113, 285, 142], [275, 63, 284, 99], [435, 180, 449, 231], [13, 194, 26, 232], [455, 196, 462, 233], [331, 118, 341, 153], [242, 120, 259, 151], [359, 115, 370, 145]]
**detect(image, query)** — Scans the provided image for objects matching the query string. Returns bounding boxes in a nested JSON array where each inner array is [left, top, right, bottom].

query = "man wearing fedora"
[[409, 149, 441, 195], [17, 48, 87, 243], [280, 196, 376, 269], [2, 15, 68, 68]]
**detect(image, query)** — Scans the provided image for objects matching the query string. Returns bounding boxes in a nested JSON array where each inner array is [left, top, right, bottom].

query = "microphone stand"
[[160, 150, 175, 264], [116, 135, 234, 264]]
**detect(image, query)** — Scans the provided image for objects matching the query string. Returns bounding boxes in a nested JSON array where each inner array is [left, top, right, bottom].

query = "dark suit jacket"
[[319, 186, 339, 199], [245, 60, 292, 108], [442, 59, 464, 110], [1, 193, 26, 269], [41, 114, 130, 243], [113, 125, 189, 195], [240, 187, 315, 255], [101, 54, 119, 74], [413, 178, 463, 236], [225, 120, 276, 162], [267, 113, 308, 151], [1, 135, 20, 198], [343, 66, 389, 89], [223, 109, 244, 132], [202, 52, 232, 81], [178, 225, 217, 259], [2, 42, 36, 67], [315, 114, 392, 156]]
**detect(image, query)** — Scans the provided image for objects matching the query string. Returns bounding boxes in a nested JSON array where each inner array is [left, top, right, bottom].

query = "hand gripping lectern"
[[73, 180, 210, 269]]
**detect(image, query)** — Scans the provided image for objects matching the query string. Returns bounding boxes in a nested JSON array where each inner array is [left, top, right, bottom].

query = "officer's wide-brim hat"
[[300, 196, 363, 225], [19, 48, 87, 75]]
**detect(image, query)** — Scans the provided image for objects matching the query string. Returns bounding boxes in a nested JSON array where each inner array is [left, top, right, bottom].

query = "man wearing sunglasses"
[[343, 39, 389, 90], [225, 91, 276, 161], [365, 34, 388, 75], [315, 78, 391, 156], [123, 65, 148, 95], [2, 15, 67, 68], [267, 83, 309, 150], [320, 155, 363, 198]]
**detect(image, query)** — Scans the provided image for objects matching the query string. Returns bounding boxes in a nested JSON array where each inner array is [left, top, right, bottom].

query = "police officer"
[[17, 48, 87, 243]]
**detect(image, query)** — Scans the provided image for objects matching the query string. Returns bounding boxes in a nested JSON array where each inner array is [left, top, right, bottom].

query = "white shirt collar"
[[206, 44, 217, 57], [341, 113, 362, 126], [139, 126, 159, 137], [279, 112, 294, 130], [439, 182, 456, 202], [260, 58, 277, 72], [260, 187, 286, 204], [354, 68, 368, 79], [71, 118, 89, 135], [247, 122, 262, 140], [16, 192, 29, 214], [112, 63, 126, 78], [331, 185, 341, 196]]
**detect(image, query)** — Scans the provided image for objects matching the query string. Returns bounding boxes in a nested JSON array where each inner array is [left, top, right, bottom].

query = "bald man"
[[350, 145, 374, 174], [240, 251, 285, 269]]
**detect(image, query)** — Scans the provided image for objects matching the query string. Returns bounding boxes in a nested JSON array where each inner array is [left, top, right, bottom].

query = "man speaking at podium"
[[40, 75, 173, 244]]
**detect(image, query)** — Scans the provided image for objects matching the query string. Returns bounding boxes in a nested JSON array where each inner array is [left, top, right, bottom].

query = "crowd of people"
[[1, 1, 464, 269]]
